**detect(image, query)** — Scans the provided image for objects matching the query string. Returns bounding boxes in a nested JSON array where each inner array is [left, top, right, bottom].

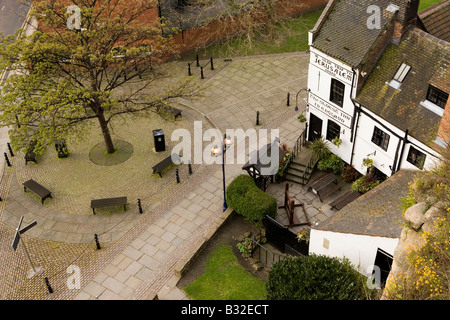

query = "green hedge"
[[226, 174, 277, 225], [267, 254, 374, 300]]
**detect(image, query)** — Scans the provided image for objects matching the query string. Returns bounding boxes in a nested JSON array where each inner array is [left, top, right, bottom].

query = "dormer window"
[[426, 85, 448, 109], [421, 85, 448, 117], [388, 63, 411, 90]]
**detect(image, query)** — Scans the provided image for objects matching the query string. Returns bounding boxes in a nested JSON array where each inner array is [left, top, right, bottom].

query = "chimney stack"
[[390, 0, 421, 42]]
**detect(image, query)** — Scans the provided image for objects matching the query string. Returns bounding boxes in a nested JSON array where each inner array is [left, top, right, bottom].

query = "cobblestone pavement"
[[0, 52, 347, 300]]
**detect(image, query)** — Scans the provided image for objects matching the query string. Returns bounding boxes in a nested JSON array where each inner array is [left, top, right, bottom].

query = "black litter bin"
[[153, 129, 166, 152]]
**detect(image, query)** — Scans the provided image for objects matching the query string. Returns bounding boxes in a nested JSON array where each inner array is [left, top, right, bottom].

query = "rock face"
[[382, 202, 443, 299]]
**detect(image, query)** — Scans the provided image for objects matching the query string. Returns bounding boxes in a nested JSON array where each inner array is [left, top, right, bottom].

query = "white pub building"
[[306, 0, 449, 179]]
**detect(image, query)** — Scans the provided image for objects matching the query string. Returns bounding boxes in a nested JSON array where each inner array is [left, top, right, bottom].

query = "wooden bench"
[[306, 172, 340, 202], [25, 141, 37, 165], [23, 179, 52, 204], [329, 191, 361, 211], [152, 154, 181, 178], [157, 106, 182, 119], [91, 197, 127, 215], [278, 183, 310, 228]]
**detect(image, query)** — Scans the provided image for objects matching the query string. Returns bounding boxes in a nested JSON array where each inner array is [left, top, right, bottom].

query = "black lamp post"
[[212, 134, 232, 212]]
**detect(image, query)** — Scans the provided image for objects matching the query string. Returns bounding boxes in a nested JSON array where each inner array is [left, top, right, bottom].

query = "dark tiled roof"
[[418, 0, 450, 42], [311, 0, 395, 67], [355, 27, 450, 147], [315, 170, 416, 238]]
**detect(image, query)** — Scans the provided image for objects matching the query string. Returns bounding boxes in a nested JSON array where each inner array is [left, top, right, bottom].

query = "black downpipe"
[[350, 105, 361, 166], [396, 129, 409, 172]]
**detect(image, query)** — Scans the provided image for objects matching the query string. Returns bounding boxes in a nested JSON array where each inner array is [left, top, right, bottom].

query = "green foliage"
[[317, 154, 345, 174], [399, 187, 417, 214], [297, 114, 306, 123], [267, 255, 373, 300], [184, 243, 267, 300], [309, 137, 331, 162], [0, 0, 194, 156], [226, 175, 277, 225], [351, 176, 380, 194]]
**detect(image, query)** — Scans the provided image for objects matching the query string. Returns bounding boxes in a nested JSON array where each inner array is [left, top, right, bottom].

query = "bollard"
[[287, 92, 290, 106], [188, 63, 192, 76], [138, 198, 143, 214], [176, 169, 180, 183], [200, 66, 204, 79], [196, 54, 200, 67], [210, 57, 214, 70], [7, 143, 14, 157], [44, 277, 53, 294], [4, 153, 11, 167], [94, 234, 101, 250], [188, 161, 193, 175], [256, 111, 260, 126]]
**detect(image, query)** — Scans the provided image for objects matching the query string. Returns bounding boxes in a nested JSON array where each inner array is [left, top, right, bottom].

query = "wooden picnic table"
[[329, 191, 361, 211], [306, 172, 340, 202]]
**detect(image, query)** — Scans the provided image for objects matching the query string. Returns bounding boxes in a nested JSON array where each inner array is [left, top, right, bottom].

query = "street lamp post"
[[212, 134, 232, 212]]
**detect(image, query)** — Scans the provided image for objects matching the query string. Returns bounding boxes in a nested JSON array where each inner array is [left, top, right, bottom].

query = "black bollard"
[[176, 169, 180, 183], [7, 143, 14, 157], [188, 161, 193, 175], [138, 198, 143, 214], [287, 92, 290, 106], [94, 234, 101, 250], [4, 153, 11, 167], [256, 111, 260, 126], [200, 66, 204, 79], [188, 63, 192, 76], [210, 57, 214, 70], [44, 277, 53, 294], [196, 54, 200, 67]]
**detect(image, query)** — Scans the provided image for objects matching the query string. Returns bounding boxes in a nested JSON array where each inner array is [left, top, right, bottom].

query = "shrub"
[[267, 254, 373, 300], [226, 175, 277, 225], [309, 137, 331, 161], [317, 154, 345, 174], [342, 165, 361, 183], [351, 176, 380, 194]]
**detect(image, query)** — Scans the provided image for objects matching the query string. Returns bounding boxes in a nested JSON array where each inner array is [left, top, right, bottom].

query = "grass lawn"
[[418, 0, 444, 12], [183, 243, 267, 300]]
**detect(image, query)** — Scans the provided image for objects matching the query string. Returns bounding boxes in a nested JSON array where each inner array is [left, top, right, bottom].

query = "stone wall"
[[382, 201, 444, 299]]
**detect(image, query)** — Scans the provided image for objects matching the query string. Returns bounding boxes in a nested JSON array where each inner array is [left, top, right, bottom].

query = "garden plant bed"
[[177, 213, 274, 292]]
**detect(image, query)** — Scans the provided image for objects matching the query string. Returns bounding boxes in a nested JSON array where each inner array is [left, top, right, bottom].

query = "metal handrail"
[[281, 127, 307, 178], [248, 236, 285, 268], [301, 154, 314, 182]]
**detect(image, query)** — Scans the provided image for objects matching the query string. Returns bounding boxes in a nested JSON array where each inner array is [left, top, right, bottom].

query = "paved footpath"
[[0, 51, 343, 300]]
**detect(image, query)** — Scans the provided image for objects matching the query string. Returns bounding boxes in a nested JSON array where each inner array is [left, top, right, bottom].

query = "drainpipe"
[[396, 129, 409, 172], [349, 67, 359, 166]]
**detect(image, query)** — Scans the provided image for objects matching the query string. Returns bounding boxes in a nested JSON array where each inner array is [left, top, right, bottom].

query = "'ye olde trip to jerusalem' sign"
[[312, 52, 353, 85]]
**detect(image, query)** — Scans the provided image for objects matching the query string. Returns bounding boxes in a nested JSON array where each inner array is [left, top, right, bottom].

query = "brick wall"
[[437, 98, 450, 146]]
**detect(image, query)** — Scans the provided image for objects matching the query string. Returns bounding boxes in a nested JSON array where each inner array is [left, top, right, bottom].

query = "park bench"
[[25, 140, 37, 165], [157, 106, 182, 119], [152, 154, 181, 178], [90, 196, 127, 215], [306, 172, 341, 202], [329, 191, 361, 211], [23, 179, 52, 204]]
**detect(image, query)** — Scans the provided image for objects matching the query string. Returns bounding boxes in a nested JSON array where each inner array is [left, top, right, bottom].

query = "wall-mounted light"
[[366, 151, 376, 157]]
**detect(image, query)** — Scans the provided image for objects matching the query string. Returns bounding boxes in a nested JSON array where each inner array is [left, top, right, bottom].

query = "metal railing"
[[301, 154, 314, 184], [281, 125, 307, 179], [248, 236, 286, 268]]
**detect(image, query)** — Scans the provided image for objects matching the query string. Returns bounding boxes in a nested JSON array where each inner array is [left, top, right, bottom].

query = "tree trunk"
[[97, 112, 115, 154]]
